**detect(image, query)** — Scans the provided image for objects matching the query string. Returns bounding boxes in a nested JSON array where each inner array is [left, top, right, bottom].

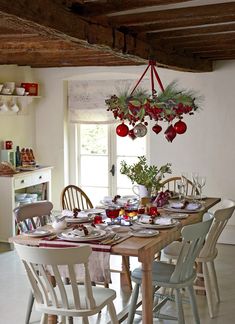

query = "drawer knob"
[[21, 180, 24, 184], [39, 176, 42, 179]]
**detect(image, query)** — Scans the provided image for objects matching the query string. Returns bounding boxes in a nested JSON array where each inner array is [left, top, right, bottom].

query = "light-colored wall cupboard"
[[0, 166, 53, 242]]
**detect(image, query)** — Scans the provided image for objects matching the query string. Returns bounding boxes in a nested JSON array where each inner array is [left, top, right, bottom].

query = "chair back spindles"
[[61, 185, 93, 211], [170, 216, 213, 284], [199, 200, 235, 259], [160, 176, 199, 196]]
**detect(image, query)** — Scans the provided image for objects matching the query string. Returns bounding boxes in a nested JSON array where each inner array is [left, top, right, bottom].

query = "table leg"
[[141, 260, 153, 324], [120, 256, 132, 292], [48, 275, 57, 324]]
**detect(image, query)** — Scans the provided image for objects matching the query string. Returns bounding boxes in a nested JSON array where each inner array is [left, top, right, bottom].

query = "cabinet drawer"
[[14, 174, 34, 190], [32, 170, 51, 185], [14, 170, 51, 190]]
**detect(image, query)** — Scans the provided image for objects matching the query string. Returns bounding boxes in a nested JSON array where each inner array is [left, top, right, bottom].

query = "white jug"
[[132, 184, 151, 198]]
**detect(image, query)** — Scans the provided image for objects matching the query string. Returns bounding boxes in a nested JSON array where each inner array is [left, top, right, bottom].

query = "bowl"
[[15, 193, 27, 201], [15, 87, 25, 96], [3, 82, 15, 93], [1, 88, 11, 95]]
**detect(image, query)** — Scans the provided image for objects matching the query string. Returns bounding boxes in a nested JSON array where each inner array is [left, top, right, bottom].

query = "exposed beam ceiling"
[[0, 1, 234, 71]]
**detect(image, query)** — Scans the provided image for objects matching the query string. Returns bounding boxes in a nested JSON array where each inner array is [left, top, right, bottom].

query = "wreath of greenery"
[[105, 80, 202, 126]]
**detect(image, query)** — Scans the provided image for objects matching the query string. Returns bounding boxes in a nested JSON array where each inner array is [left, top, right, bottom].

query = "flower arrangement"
[[120, 156, 172, 193]]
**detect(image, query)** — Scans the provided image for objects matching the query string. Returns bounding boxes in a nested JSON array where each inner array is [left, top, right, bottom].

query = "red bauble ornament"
[[152, 123, 162, 134], [128, 128, 137, 140], [174, 120, 187, 134], [165, 125, 177, 142], [116, 123, 129, 137]]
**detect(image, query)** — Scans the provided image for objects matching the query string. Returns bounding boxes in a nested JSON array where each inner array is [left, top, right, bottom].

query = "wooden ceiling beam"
[[106, 2, 235, 26], [0, 0, 212, 72], [65, 0, 192, 17], [147, 23, 235, 39]]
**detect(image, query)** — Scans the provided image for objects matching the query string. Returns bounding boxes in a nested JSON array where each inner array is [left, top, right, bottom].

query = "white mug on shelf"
[[132, 184, 150, 198]]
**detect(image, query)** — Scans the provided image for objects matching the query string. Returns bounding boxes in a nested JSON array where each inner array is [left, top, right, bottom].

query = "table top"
[[10, 197, 220, 264]]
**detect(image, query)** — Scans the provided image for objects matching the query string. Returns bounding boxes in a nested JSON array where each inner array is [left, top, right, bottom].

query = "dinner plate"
[[130, 229, 159, 237], [23, 229, 52, 237], [65, 216, 91, 223], [83, 208, 104, 214], [135, 218, 179, 229], [185, 195, 207, 200], [58, 229, 107, 241], [164, 204, 205, 213]]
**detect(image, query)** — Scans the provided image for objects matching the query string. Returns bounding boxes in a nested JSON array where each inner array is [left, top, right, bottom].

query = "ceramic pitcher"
[[132, 184, 151, 198]]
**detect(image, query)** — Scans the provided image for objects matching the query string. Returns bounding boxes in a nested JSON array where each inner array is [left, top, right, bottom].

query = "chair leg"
[[175, 288, 185, 324], [40, 313, 48, 324], [208, 260, 220, 303], [126, 283, 140, 324], [187, 285, 200, 324], [202, 262, 214, 318], [25, 291, 34, 324], [107, 301, 119, 324], [82, 317, 89, 324]]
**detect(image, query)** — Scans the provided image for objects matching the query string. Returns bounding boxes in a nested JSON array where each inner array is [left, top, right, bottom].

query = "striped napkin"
[[39, 239, 111, 283]]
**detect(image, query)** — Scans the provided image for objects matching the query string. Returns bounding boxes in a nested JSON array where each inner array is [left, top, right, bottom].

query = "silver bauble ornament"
[[133, 123, 147, 137]]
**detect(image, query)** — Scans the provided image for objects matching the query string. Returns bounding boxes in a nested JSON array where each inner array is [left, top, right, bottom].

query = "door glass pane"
[[80, 124, 108, 154], [81, 156, 108, 186], [82, 186, 108, 207], [117, 136, 146, 156]]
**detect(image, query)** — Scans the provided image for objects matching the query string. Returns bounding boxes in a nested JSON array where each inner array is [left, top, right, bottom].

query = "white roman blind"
[[67, 79, 149, 124]]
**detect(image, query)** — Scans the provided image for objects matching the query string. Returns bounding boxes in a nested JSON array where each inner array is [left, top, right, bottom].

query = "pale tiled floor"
[[0, 243, 234, 324]]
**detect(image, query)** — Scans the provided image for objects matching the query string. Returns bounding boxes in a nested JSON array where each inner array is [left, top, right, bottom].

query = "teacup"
[[10, 103, 19, 113], [0, 103, 9, 112]]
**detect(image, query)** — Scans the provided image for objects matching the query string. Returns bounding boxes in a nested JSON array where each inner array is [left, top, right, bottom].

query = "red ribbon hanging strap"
[[130, 60, 164, 96]]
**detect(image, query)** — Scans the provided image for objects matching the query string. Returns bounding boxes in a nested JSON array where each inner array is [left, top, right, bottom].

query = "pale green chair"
[[126, 214, 213, 324], [163, 199, 235, 318]]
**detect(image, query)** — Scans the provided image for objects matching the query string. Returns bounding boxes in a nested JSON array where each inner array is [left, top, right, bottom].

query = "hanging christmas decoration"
[[116, 123, 129, 137], [165, 125, 177, 142], [152, 123, 162, 134], [128, 128, 137, 140], [133, 123, 148, 138], [174, 120, 187, 134], [105, 60, 203, 142]]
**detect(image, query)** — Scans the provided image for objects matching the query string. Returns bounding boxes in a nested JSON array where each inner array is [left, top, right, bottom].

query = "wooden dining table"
[[9, 197, 220, 324]]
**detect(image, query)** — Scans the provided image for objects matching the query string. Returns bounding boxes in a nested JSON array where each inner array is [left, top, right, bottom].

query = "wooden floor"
[[0, 243, 235, 324]]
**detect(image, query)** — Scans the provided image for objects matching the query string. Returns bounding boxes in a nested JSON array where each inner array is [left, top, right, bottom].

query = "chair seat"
[[164, 242, 218, 262], [132, 261, 196, 289], [37, 285, 117, 317]]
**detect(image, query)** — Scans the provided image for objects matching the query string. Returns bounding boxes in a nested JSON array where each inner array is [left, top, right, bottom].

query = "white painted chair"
[[14, 243, 118, 324], [126, 215, 213, 324], [163, 199, 235, 318], [14, 201, 53, 324]]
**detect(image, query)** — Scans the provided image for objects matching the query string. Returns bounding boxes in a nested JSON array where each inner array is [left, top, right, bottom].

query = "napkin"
[[186, 202, 201, 211], [154, 217, 173, 225], [62, 209, 89, 219]]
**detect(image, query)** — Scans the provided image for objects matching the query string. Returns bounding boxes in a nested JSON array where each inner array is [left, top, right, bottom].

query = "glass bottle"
[[15, 146, 21, 167]]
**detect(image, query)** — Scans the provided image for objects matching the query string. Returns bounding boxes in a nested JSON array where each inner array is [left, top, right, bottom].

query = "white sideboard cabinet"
[[0, 166, 53, 242]]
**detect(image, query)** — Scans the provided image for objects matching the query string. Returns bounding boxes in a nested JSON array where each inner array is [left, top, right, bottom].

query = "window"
[[70, 124, 147, 206]]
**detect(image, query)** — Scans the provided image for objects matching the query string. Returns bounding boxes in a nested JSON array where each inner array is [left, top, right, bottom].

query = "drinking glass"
[[197, 176, 206, 201], [191, 172, 199, 198], [177, 180, 185, 201], [105, 206, 121, 225]]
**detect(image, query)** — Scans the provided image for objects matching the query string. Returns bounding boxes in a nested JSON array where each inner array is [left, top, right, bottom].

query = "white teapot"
[[52, 216, 67, 231]]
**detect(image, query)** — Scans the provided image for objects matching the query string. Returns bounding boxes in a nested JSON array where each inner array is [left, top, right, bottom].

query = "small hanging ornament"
[[128, 128, 137, 140], [133, 123, 147, 138], [116, 123, 129, 137], [174, 120, 187, 134], [152, 123, 162, 134], [165, 124, 177, 142]]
